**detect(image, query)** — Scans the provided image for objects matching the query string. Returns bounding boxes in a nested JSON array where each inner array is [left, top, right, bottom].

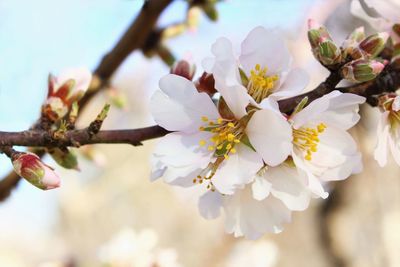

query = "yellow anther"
[[255, 64, 261, 71], [227, 133, 235, 141], [209, 121, 214, 125], [217, 118, 223, 124], [224, 154, 229, 160], [217, 145, 223, 150], [226, 144, 232, 150], [199, 126, 205, 131], [201, 116, 208, 122], [230, 148, 237, 154], [199, 140, 206, 146], [234, 139, 241, 143], [208, 146, 215, 151], [305, 154, 312, 161], [227, 122, 235, 128]]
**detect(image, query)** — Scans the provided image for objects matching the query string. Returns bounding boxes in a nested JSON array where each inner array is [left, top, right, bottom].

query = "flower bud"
[[12, 153, 60, 190], [195, 72, 216, 95], [342, 27, 365, 59], [341, 59, 385, 83], [48, 148, 79, 170], [171, 60, 196, 80], [307, 19, 342, 66], [358, 32, 389, 59], [44, 68, 92, 121]]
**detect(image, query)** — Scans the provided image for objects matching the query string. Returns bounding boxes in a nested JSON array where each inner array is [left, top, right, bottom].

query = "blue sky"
[[0, 0, 316, 243]]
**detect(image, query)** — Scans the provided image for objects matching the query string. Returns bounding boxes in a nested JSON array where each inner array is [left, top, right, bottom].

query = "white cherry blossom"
[[374, 95, 400, 166], [202, 26, 309, 119], [150, 74, 292, 195]]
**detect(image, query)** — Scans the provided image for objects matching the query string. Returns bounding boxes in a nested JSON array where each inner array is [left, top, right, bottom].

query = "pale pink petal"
[[151, 74, 219, 133], [211, 144, 263, 195], [198, 191, 223, 219], [246, 109, 292, 166], [56, 67, 92, 93]]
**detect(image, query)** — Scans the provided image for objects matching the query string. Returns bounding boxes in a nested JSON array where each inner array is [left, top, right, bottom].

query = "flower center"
[[193, 116, 244, 190], [292, 123, 326, 161], [247, 64, 279, 103]]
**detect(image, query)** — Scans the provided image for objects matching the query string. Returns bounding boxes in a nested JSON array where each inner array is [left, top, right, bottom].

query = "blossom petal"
[[56, 67, 92, 93], [203, 38, 251, 119], [240, 26, 292, 77], [198, 191, 223, 219], [223, 187, 291, 239], [151, 74, 219, 133], [271, 68, 309, 100], [265, 165, 311, 211], [247, 109, 293, 166], [211, 144, 263, 195], [251, 174, 272, 201]]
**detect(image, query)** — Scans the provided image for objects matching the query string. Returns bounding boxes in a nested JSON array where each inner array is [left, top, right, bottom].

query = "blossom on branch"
[[375, 95, 400, 166], [12, 152, 60, 190], [43, 67, 92, 121]]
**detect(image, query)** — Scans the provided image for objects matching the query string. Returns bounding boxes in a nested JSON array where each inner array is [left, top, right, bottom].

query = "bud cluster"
[[308, 19, 389, 83]]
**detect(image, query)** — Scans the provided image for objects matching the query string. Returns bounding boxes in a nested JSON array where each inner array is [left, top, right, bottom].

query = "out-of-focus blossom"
[[374, 95, 400, 166], [12, 152, 61, 190], [223, 240, 279, 267], [43, 67, 92, 121], [98, 228, 181, 267], [351, 0, 400, 42]]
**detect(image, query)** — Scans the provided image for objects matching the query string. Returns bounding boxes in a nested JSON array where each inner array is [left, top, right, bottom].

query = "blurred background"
[[1, 0, 400, 266]]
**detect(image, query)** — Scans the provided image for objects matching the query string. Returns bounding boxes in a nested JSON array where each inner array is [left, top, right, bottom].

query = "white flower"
[[289, 91, 365, 197], [374, 95, 400, 166], [202, 26, 309, 119], [198, 162, 311, 239], [150, 74, 292, 195], [98, 228, 182, 267], [351, 0, 400, 41]]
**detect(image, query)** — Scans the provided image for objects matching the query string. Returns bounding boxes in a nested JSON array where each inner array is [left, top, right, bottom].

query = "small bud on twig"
[[341, 59, 385, 83]]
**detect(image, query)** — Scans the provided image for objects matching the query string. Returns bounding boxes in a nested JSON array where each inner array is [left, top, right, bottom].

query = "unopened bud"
[[12, 153, 60, 190], [358, 32, 389, 59], [195, 72, 216, 95], [341, 59, 385, 83], [342, 27, 365, 59], [171, 60, 196, 81], [307, 19, 341, 66], [48, 148, 79, 170]]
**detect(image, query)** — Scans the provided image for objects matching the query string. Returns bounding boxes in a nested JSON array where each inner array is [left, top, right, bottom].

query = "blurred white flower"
[[351, 0, 400, 41], [374, 95, 400, 166], [98, 228, 181, 267], [223, 240, 279, 267], [203, 26, 309, 118]]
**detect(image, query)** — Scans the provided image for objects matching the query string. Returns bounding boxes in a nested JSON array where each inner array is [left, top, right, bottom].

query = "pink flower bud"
[[307, 19, 320, 30], [12, 153, 61, 190], [171, 60, 196, 80]]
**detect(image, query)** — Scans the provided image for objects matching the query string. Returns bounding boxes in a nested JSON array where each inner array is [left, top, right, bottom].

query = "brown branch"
[[0, 0, 174, 202], [0, 126, 168, 147]]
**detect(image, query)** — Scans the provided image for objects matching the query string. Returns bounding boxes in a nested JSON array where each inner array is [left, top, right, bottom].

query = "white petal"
[[211, 144, 263, 195], [246, 109, 293, 166], [151, 74, 219, 133], [251, 174, 272, 201], [389, 134, 400, 166], [319, 153, 363, 181], [271, 68, 309, 100], [223, 187, 291, 239], [198, 191, 222, 219], [153, 132, 212, 167], [374, 112, 390, 167], [56, 67, 92, 93], [265, 164, 311, 211], [204, 38, 251, 119], [292, 153, 329, 199], [240, 27, 292, 77]]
